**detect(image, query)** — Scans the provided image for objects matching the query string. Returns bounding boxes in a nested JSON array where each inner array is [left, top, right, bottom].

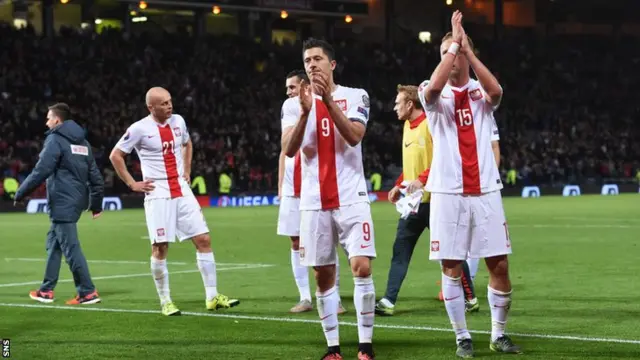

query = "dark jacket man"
[[15, 120, 104, 221], [15, 103, 103, 305]]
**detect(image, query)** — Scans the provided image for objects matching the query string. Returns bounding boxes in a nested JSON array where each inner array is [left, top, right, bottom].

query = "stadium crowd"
[[1, 21, 638, 196]]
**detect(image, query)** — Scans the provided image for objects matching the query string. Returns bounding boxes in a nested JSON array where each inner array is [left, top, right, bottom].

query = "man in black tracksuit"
[[15, 103, 104, 305]]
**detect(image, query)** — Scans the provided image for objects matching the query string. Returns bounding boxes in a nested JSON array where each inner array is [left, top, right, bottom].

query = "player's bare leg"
[[151, 243, 180, 316], [289, 236, 313, 313], [192, 233, 240, 310], [485, 255, 521, 354], [335, 250, 347, 315], [441, 260, 473, 358], [351, 256, 375, 360], [314, 264, 342, 359]]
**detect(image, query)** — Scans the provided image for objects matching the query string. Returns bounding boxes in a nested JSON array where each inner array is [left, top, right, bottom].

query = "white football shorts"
[[145, 195, 209, 244], [277, 196, 301, 237], [429, 190, 512, 261], [299, 202, 376, 267]]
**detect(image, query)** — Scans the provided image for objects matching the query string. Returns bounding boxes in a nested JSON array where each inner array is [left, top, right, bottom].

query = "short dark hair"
[[286, 69, 309, 83], [302, 38, 335, 61], [48, 103, 71, 121]]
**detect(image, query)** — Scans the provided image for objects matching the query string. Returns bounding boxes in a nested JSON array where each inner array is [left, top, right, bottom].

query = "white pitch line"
[[0, 303, 638, 345], [510, 224, 636, 229], [4, 257, 272, 268], [5, 257, 189, 266], [0, 264, 274, 288]]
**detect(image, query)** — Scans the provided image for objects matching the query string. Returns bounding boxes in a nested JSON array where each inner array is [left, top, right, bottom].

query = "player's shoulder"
[[283, 96, 299, 108], [282, 96, 301, 114], [418, 79, 430, 92], [169, 113, 186, 125], [128, 116, 152, 131], [339, 85, 367, 97], [337, 85, 369, 107]]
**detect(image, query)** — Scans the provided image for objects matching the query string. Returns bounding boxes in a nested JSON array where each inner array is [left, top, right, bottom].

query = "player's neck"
[[151, 115, 168, 125], [409, 110, 423, 121], [448, 73, 470, 88]]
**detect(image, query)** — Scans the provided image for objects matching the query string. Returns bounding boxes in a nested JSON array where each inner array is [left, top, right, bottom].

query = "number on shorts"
[[320, 117, 331, 137], [362, 222, 371, 241]]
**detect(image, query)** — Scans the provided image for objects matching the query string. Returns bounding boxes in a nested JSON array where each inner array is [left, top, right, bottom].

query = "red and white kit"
[[116, 114, 209, 243], [418, 78, 511, 260], [281, 85, 376, 266]]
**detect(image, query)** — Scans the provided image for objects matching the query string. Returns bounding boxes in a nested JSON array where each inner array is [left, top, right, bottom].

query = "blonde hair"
[[397, 85, 422, 110], [441, 32, 475, 51]]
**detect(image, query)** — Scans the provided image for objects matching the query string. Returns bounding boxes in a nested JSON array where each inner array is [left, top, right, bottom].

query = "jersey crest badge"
[[335, 99, 347, 112], [470, 89, 483, 101], [173, 127, 182, 137]]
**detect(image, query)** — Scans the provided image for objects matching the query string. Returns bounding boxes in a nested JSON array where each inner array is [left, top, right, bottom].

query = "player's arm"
[[490, 117, 500, 166], [109, 127, 154, 192], [424, 53, 457, 105], [14, 136, 61, 202], [424, 11, 464, 104], [109, 148, 136, 188], [277, 150, 286, 198], [182, 138, 193, 183], [283, 89, 310, 158], [325, 96, 366, 147], [465, 50, 502, 107], [284, 113, 309, 157], [87, 145, 105, 216], [492, 141, 500, 167]]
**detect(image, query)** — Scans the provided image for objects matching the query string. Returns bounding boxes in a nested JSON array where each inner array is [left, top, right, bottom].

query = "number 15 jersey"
[[281, 85, 371, 211], [418, 78, 503, 195]]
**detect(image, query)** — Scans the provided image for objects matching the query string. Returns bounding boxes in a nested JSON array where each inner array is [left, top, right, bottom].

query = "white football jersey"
[[281, 85, 370, 211], [281, 100, 302, 197], [418, 78, 503, 194], [115, 114, 192, 199]]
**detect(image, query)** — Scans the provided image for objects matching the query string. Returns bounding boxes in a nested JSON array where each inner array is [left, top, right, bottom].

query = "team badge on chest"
[[173, 127, 181, 137], [469, 89, 483, 101]]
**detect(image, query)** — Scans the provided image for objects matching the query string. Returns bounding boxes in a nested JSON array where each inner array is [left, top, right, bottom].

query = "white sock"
[[442, 274, 471, 341], [488, 286, 512, 342], [150, 257, 172, 305], [353, 276, 375, 343], [291, 249, 311, 301], [196, 251, 218, 300], [316, 286, 340, 347], [467, 258, 480, 281]]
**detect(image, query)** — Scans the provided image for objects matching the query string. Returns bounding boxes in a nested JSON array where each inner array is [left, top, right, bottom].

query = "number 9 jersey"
[[115, 114, 192, 200], [281, 85, 371, 211], [418, 79, 503, 195]]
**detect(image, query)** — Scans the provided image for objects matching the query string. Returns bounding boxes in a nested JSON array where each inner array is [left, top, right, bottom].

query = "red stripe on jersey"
[[315, 99, 340, 210], [293, 152, 302, 197], [453, 89, 481, 194], [158, 125, 183, 198]]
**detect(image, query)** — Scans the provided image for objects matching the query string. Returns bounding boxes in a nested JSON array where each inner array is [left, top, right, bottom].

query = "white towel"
[[395, 181, 424, 219]]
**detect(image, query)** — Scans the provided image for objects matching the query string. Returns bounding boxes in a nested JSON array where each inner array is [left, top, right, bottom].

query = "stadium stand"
[[1, 22, 638, 196]]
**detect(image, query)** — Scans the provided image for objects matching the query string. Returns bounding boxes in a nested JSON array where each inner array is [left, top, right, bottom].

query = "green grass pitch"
[[0, 194, 639, 359]]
